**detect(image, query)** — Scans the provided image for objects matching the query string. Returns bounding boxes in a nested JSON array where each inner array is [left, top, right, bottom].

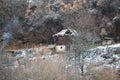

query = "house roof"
[[53, 28, 77, 37]]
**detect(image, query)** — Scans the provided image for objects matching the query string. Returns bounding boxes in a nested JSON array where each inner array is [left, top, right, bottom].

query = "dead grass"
[[85, 67, 119, 80], [24, 59, 64, 80], [6, 41, 42, 50], [1, 44, 119, 80], [0, 52, 80, 80], [0, 55, 119, 80], [94, 68, 119, 80]]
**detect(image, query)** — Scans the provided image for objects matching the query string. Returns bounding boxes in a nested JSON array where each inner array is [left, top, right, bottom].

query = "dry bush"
[[28, 59, 82, 80], [87, 68, 119, 80], [22, 57, 78, 80], [1, 54, 81, 80], [0, 59, 64, 80]]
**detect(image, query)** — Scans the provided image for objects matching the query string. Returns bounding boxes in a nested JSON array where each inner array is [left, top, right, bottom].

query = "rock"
[[107, 39, 114, 45], [84, 44, 120, 72], [16, 51, 26, 58], [102, 41, 107, 45], [41, 56, 46, 60], [101, 54, 112, 59], [102, 37, 114, 45], [115, 47, 120, 54], [108, 57, 118, 64]]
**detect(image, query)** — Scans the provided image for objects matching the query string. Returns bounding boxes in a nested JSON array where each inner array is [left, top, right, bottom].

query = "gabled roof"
[[53, 28, 77, 37]]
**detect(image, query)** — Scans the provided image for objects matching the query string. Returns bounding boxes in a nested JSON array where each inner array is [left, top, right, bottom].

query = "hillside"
[[0, 0, 120, 48], [0, 0, 120, 80]]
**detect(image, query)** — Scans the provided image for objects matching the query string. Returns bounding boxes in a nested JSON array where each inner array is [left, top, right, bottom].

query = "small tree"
[[72, 34, 89, 76]]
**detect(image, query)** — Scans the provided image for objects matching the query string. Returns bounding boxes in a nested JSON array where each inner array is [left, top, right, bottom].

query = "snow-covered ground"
[[84, 44, 120, 72], [5, 43, 120, 73]]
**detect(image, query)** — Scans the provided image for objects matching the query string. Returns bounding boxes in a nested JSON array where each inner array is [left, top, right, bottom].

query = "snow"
[[53, 28, 77, 37], [84, 43, 120, 72], [5, 43, 120, 74], [53, 29, 68, 36], [2, 32, 12, 40]]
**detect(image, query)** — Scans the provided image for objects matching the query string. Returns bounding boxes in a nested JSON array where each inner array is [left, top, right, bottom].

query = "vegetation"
[[0, 0, 120, 80]]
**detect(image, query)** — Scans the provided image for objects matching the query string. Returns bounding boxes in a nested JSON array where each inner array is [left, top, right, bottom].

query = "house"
[[53, 28, 77, 44], [53, 28, 77, 52]]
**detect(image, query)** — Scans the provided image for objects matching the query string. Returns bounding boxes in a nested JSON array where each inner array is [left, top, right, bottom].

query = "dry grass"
[[1, 43, 119, 80], [24, 59, 64, 80], [94, 68, 119, 80], [0, 52, 81, 80], [85, 67, 119, 80], [0, 55, 119, 80], [6, 41, 43, 50]]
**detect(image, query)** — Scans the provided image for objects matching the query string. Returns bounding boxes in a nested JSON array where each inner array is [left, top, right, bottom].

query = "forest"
[[0, 0, 120, 80]]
